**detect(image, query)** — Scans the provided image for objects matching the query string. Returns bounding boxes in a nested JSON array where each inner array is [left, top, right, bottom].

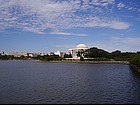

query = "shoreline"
[[38, 60, 129, 64], [0, 59, 129, 64], [130, 64, 140, 73]]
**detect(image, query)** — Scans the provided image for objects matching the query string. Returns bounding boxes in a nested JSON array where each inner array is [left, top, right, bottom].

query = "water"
[[0, 60, 140, 104]]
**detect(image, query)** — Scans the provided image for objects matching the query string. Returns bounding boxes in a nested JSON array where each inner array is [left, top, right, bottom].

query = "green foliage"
[[110, 51, 134, 61], [64, 53, 72, 58], [130, 53, 140, 66], [80, 56, 84, 61], [84, 47, 109, 58], [0, 55, 15, 60], [33, 54, 62, 61], [83, 47, 136, 62]]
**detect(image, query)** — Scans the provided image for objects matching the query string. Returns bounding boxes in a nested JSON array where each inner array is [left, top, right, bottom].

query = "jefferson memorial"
[[69, 44, 89, 59]]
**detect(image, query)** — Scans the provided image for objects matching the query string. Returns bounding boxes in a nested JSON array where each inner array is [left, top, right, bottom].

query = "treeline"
[[81, 47, 140, 66], [33, 54, 62, 61], [0, 47, 140, 67], [83, 48, 134, 61], [65, 47, 140, 68], [129, 53, 140, 67], [0, 54, 27, 60], [0, 54, 62, 61]]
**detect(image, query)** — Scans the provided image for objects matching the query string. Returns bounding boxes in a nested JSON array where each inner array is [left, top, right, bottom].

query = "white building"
[[54, 51, 61, 56], [69, 44, 89, 59], [8, 52, 28, 57]]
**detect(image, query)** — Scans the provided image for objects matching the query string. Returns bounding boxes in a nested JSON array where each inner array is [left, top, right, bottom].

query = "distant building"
[[8, 52, 28, 57], [54, 51, 65, 57], [68, 44, 89, 59], [54, 51, 61, 56], [40, 53, 48, 56], [27, 52, 38, 57], [47, 52, 55, 56]]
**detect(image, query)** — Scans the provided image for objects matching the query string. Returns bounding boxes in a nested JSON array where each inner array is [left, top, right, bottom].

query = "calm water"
[[0, 60, 140, 104]]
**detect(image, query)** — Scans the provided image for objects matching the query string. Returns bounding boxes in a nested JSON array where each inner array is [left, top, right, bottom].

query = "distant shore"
[[38, 59, 129, 64]]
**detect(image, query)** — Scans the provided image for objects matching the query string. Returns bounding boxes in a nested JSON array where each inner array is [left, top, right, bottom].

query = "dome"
[[75, 44, 88, 49]]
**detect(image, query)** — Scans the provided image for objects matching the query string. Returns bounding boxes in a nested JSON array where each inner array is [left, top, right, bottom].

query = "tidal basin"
[[0, 60, 140, 104]]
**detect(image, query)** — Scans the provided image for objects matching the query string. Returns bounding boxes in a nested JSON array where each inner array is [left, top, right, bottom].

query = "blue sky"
[[0, 0, 140, 53]]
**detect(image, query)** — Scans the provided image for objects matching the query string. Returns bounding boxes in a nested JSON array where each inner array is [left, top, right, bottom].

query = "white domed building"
[[75, 44, 88, 50], [69, 44, 89, 59]]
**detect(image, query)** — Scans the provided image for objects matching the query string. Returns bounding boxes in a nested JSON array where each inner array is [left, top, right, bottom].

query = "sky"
[[0, 0, 140, 53]]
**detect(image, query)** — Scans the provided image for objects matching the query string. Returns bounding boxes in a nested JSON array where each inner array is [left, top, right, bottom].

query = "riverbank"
[[0, 59, 130, 65], [130, 64, 140, 73], [38, 59, 129, 64]]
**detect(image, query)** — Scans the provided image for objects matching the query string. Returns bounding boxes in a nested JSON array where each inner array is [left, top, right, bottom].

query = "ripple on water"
[[0, 61, 140, 104]]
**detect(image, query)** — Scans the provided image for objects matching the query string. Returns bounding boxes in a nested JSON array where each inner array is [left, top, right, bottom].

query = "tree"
[[84, 47, 109, 58], [130, 53, 140, 66], [64, 53, 72, 58]]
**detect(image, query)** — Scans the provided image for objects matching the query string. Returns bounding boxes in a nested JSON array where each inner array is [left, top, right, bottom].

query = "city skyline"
[[0, 0, 140, 53]]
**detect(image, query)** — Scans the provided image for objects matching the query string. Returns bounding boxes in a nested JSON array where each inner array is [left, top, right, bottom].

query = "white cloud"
[[0, 0, 131, 34], [80, 17, 130, 30], [117, 1, 139, 13], [109, 21, 131, 30], [86, 0, 115, 6], [49, 31, 88, 36], [117, 2, 125, 10]]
